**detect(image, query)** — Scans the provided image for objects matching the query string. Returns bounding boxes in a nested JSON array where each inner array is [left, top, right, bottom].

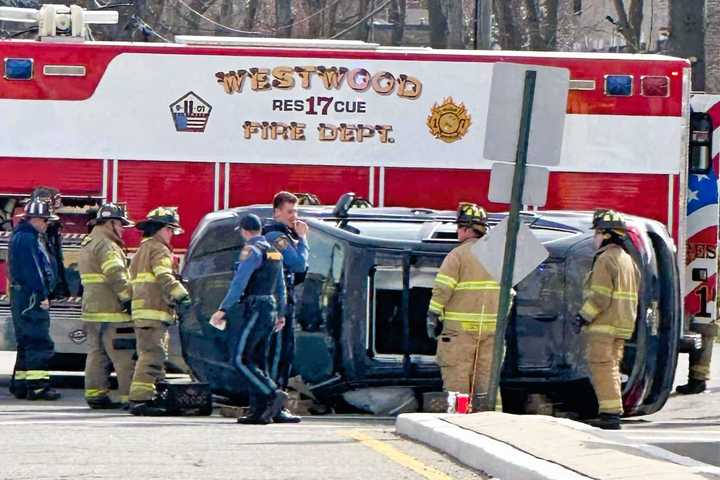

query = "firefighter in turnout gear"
[[8, 200, 61, 401], [210, 214, 287, 425], [128, 207, 191, 415], [677, 308, 717, 394], [78, 203, 136, 409], [427, 203, 500, 403], [30, 187, 70, 299], [262, 191, 309, 424], [574, 209, 640, 430]]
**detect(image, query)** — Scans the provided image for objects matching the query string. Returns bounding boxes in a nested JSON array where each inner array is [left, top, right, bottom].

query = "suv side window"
[[295, 230, 345, 332]]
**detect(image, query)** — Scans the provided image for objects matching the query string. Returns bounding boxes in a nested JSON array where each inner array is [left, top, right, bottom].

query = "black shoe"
[[27, 388, 61, 401], [260, 390, 288, 423], [587, 413, 621, 430], [676, 379, 706, 395], [129, 400, 166, 416], [87, 397, 123, 410], [237, 413, 272, 425], [273, 408, 302, 424]]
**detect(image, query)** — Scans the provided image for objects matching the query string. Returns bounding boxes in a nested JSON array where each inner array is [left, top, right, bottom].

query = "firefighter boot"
[[273, 408, 302, 424], [129, 400, 166, 416], [676, 379, 706, 395], [27, 388, 61, 401], [87, 396, 124, 410], [587, 413, 621, 430], [11, 385, 27, 400], [9, 375, 27, 399]]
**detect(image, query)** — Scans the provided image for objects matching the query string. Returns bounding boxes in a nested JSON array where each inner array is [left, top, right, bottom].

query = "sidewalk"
[[397, 412, 720, 480]]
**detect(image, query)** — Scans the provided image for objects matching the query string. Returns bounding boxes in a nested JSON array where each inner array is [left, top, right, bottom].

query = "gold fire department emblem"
[[426, 97, 471, 143]]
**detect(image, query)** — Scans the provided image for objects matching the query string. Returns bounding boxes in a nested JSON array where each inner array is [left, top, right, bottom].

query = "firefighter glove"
[[176, 295, 192, 319], [121, 300, 132, 315], [573, 314, 589, 334], [426, 312, 443, 339]]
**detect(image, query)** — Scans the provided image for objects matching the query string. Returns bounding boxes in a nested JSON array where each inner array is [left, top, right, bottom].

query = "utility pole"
[[474, 0, 492, 49]]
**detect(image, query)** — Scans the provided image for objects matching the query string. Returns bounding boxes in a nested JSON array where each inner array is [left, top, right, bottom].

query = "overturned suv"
[[180, 194, 681, 417]]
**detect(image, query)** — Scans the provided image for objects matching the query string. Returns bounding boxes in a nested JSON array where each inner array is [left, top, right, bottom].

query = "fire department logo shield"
[[170, 92, 212, 133], [427, 97, 471, 143]]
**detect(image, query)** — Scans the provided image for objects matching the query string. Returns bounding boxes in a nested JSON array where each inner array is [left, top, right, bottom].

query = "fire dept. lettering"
[[241, 120, 394, 144], [318, 123, 394, 143], [215, 66, 422, 99], [243, 121, 307, 140]]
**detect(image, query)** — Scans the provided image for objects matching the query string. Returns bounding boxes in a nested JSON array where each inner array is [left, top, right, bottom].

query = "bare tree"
[[216, 0, 234, 36], [388, 0, 406, 46], [493, 0, 522, 49], [355, 0, 372, 41], [301, 0, 320, 37], [542, 0, 559, 50], [428, 0, 447, 48], [610, 0, 643, 52], [243, 0, 260, 32], [323, 0, 341, 37], [523, 0, 544, 50], [275, 0, 294, 38], [443, 0, 464, 48], [705, 0, 720, 92]]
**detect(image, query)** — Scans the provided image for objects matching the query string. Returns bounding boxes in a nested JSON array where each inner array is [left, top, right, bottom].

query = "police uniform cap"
[[239, 213, 262, 232]]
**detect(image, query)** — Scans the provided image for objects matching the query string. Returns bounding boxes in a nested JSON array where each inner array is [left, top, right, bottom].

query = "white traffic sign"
[[471, 217, 549, 286], [488, 161, 550, 206], [483, 63, 569, 166]]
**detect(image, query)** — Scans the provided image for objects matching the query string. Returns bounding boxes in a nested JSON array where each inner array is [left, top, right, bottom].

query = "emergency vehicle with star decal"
[[0, 4, 714, 363]]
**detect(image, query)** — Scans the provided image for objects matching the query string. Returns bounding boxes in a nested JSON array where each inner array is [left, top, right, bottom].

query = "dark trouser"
[[10, 285, 54, 394], [231, 296, 278, 413], [268, 300, 295, 389]]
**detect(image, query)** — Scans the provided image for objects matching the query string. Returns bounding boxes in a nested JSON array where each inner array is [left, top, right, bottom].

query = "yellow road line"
[[344, 430, 454, 480]]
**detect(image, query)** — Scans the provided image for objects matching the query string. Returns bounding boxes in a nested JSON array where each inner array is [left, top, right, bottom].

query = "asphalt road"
[[0, 346, 718, 477], [0, 353, 484, 480]]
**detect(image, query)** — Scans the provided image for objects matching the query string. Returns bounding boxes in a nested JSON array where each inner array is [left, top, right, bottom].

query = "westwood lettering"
[[215, 66, 422, 99]]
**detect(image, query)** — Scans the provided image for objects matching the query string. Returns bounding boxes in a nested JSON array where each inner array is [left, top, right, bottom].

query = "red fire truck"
[[0, 5, 715, 365]]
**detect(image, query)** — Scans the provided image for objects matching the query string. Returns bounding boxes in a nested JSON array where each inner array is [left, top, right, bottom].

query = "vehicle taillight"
[[4, 58, 33, 80], [641, 76, 670, 97], [604, 75, 633, 96]]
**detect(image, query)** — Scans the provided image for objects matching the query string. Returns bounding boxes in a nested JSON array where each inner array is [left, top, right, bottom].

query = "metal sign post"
[[485, 70, 537, 412]]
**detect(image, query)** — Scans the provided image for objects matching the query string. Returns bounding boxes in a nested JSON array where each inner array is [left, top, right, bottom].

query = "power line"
[[172, 0, 354, 38], [330, 0, 391, 40], [275, 0, 341, 31], [172, 0, 268, 35]]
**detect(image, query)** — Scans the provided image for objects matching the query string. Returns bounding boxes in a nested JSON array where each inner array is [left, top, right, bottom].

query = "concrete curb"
[[396, 413, 593, 480], [396, 413, 720, 480]]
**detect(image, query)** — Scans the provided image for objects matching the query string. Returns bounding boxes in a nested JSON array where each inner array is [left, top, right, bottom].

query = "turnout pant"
[[231, 296, 278, 412], [688, 322, 717, 381], [10, 285, 54, 395], [129, 321, 169, 402], [268, 299, 295, 389], [84, 321, 136, 404], [585, 334, 625, 415], [435, 324, 495, 397]]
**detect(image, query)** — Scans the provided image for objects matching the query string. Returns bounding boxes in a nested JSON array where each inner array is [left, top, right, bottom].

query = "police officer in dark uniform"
[[210, 214, 287, 425], [262, 191, 309, 423], [8, 200, 61, 400]]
